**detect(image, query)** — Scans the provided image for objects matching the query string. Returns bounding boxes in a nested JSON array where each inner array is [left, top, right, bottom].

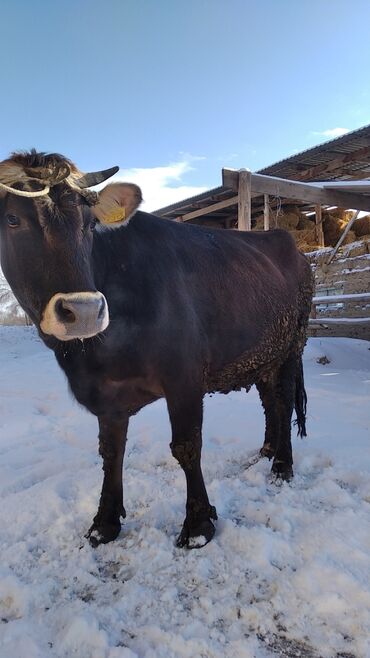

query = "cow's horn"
[[75, 166, 119, 189], [0, 182, 50, 197]]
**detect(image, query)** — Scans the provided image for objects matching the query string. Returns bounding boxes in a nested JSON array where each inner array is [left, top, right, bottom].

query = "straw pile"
[[278, 207, 301, 230], [322, 209, 353, 246], [290, 227, 318, 252], [353, 214, 370, 238], [252, 206, 363, 252]]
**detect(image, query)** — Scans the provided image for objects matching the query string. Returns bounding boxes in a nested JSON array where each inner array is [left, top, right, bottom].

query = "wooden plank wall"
[[307, 241, 370, 339]]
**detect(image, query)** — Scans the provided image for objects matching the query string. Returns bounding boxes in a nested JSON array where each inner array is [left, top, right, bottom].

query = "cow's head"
[[0, 150, 142, 341]]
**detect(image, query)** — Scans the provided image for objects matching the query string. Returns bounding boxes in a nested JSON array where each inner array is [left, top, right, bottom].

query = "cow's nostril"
[[55, 299, 76, 324], [97, 297, 106, 320]]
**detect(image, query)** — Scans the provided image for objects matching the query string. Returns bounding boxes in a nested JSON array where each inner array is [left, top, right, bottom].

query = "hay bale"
[[299, 242, 322, 253], [353, 214, 370, 237], [330, 208, 354, 222], [341, 239, 369, 258], [342, 229, 357, 245], [305, 247, 333, 264], [278, 210, 300, 230], [291, 227, 317, 249], [253, 215, 264, 230], [323, 214, 347, 246], [297, 216, 315, 230]]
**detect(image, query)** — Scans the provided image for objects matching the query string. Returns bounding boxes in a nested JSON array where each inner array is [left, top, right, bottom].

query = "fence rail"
[[309, 291, 370, 327]]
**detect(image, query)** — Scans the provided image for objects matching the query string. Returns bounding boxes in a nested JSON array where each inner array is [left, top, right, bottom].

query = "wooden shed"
[[155, 125, 370, 339], [154, 124, 370, 248]]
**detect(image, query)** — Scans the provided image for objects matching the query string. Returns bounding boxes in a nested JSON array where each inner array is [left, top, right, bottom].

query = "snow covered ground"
[[0, 269, 27, 325], [0, 327, 369, 658]]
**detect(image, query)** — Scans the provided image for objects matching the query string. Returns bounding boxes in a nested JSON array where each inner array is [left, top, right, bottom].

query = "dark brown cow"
[[0, 151, 313, 549]]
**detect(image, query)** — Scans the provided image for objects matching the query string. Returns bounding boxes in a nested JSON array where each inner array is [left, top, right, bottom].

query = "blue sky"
[[1, 0, 370, 208]]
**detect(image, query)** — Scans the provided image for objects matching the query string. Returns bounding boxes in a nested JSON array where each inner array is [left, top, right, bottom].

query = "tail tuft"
[[294, 357, 307, 437]]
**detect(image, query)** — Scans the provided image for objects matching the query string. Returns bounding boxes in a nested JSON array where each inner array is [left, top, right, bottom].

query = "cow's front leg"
[[86, 414, 129, 547], [167, 392, 217, 549]]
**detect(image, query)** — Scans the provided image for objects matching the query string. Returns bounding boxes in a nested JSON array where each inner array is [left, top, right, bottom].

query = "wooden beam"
[[263, 194, 269, 230], [340, 169, 370, 180], [309, 316, 370, 326], [179, 195, 238, 222], [293, 144, 370, 181], [251, 173, 370, 210], [315, 205, 324, 247], [238, 169, 251, 230], [312, 292, 370, 305], [223, 168, 239, 191], [223, 169, 370, 212]]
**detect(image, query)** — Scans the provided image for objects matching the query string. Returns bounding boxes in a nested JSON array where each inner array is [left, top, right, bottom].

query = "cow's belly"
[[205, 308, 300, 394]]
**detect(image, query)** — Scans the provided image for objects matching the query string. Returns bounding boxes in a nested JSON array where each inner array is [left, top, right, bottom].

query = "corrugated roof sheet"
[[257, 124, 370, 181], [155, 124, 370, 218], [153, 186, 226, 217]]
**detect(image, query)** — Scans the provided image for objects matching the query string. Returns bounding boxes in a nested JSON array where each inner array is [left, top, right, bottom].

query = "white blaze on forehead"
[[40, 292, 109, 341]]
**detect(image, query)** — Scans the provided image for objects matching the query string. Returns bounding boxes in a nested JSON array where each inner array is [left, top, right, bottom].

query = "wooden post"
[[263, 194, 269, 230], [310, 301, 317, 337], [327, 210, 360, 264], [315, 205, 324, 247], [238, 169, 251, 231]]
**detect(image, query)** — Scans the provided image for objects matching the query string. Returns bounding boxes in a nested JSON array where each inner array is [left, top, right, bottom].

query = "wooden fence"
[[310, 292, 370, 329]]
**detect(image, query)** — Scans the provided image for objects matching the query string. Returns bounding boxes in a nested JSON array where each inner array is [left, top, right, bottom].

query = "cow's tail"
[[295, 356, 307, 437]]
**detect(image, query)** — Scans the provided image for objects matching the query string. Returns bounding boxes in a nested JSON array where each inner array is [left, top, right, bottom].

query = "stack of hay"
[[322, 208, 356, 246], [253, 206, 321, 252], [253, 205, 370, 253], [352, 214, 370, 241], [290, 210, 318, 252]]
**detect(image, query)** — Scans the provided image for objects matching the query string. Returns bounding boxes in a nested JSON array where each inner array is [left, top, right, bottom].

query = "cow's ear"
[[93, 182, 142, 227]]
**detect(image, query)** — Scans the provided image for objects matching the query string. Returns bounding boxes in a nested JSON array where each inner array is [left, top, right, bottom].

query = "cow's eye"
[[90, 219, 97, 231], [7, 214, 21, 228]]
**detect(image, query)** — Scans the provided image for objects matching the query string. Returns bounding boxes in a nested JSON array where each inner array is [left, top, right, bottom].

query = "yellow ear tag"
[[104, 207, 126, 224]]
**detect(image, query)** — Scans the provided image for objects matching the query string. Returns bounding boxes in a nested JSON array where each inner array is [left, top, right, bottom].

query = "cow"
[[0, 151, 313, 549]]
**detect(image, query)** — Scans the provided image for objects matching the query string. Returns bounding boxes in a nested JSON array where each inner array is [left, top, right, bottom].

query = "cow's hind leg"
[[86, 414, 128, 547], [257, 352, 302, 481], [256, 374, 280, 460], [270, 353, 300, 481], [166, 389, 217, 549]]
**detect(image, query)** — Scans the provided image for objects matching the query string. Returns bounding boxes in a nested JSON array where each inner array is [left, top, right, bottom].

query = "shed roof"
[[257, 124, 370, 182], [154, 124, 370, 223]]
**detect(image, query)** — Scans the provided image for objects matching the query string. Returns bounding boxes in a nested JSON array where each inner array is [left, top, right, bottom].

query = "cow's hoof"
[[260, 443, 275, 460], [176, 519, 216, 549], [85, 521, 121, 547], [271, 460, 293, 482], [176, 505, 217, 549]]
